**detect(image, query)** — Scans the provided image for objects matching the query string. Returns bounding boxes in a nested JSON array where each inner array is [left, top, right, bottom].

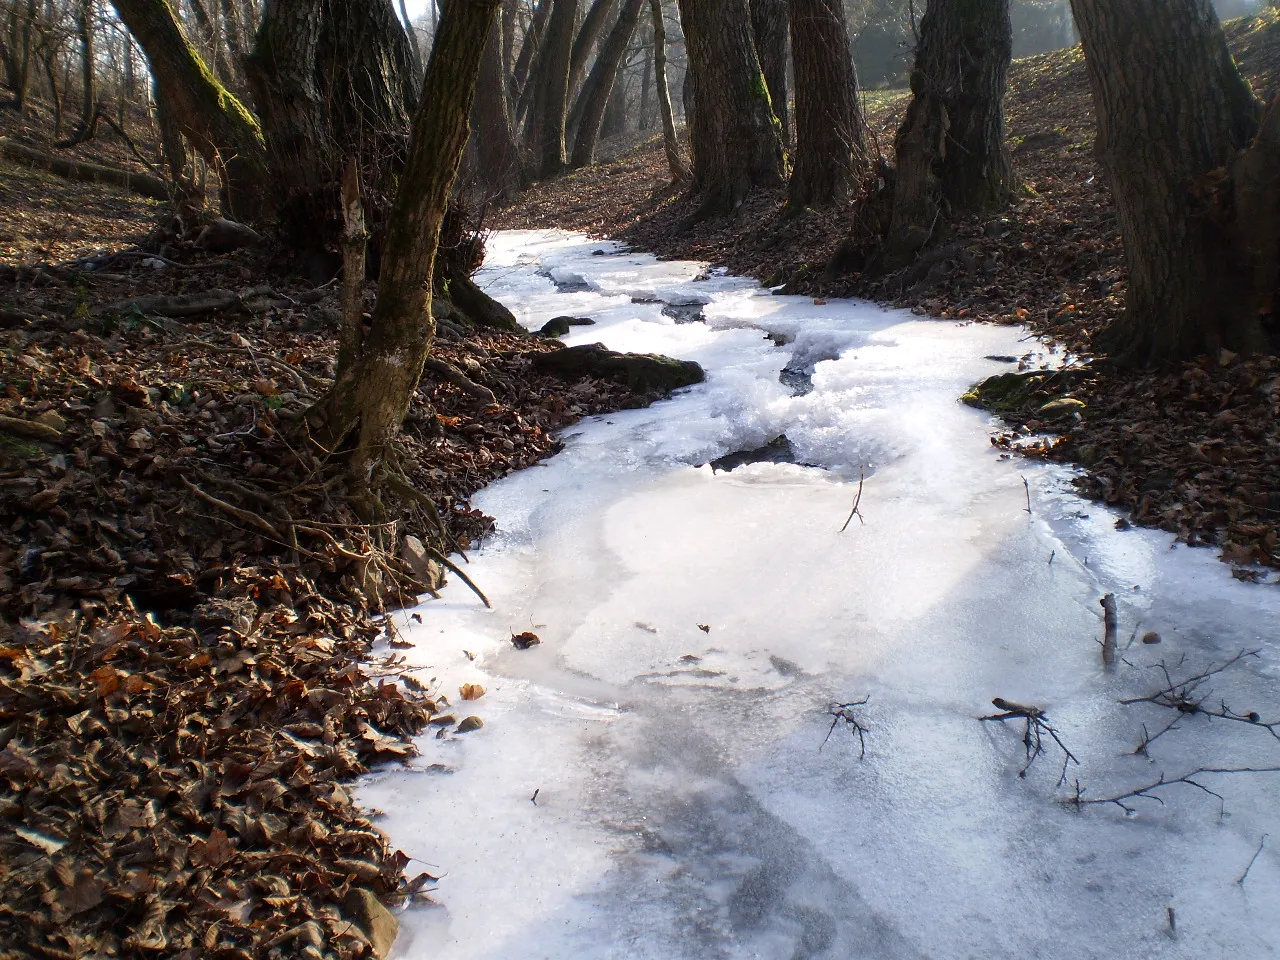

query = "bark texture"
[[568, 0, 615, 100], [570, 0, 643, 167], [677, 0, 785, 214], [246, 0, 418, 252], [887, 0, 1014, 259], [1071, 0, 1270, 364], [526, 0, 578, 177], [71, 0, 95, 139], [306, 0, 501, 474], [110, 0, 270, 222], [749, 0, 788, 139], [649, 0, 690, 183], [471, 6, 524, 198], [788, 0, 864, 207], [511, 0, 551, 104]]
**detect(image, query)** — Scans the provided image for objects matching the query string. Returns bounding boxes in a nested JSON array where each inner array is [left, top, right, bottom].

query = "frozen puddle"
[[361, 230, 1280, 960]]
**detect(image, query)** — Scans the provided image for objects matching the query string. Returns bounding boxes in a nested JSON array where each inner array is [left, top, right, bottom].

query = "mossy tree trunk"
[[749, 0, 788, 141], [676, 0, 786, 216], [305, 0, 501, 477], [1071, 0, 1273, 364], [887, 0, 1014, 261], [787, 0, 865, 208], [110, 0, 271, 223]]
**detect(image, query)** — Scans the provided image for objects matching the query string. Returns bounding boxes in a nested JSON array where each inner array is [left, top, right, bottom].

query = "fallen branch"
[[0, 306, 41, 328], [1100, 593, 1118, 666], [423, 356, 498, 405], [427, 547, 491, 609], [161, 339, 324, 394], [1122, 649, 1279, 753], [840, 466, 866, 532], [98, 289, 242, 318], [1067, 766, 1280, 816], [0, 415, 63, 443], [981, 697, 1079, 785], [182, 477, 284, 540], [0, 137, 170, 200]]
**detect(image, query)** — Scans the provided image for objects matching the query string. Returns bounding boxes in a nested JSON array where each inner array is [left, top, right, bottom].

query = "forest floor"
[[2, 14, 1280, 959], [498, 13, 1280, 581], [0, 113, 672, 957]]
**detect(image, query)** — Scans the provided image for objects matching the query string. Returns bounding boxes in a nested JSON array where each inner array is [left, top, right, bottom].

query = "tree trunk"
[[471, 4, 524, 198], [511, 0, 551, 104], [188, 0, 235, 88], [153, 79, 199, 209], [246, 0, 418, 254], [526, 0, 578, 178], [13, 0, 34, 113], [1, 9, 17, 94], [649, 0, 689, 183], [676, 0, 785, 215], [569, 0, 642, 166], [567, 0, 614, 101], [749, 0, 788, 140], [305, 0, 500, 477], [638, 31, 651, 130], [399, 0, 425, 79], [1071, 0, 1270, 364], [787, 0, 865, 208], [67, 0, 96, 142], [110, 0, 270, 222], [599, 60, 628, 138], [887, 0, 1015, 260], [501, 0, 517, 76]]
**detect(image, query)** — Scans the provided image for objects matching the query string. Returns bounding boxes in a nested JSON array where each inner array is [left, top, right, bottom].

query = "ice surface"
[[360, 229, 1280, 960]]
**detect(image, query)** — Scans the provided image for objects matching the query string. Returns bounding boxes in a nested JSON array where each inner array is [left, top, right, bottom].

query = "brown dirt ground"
[[495, 13, 1280, 579]]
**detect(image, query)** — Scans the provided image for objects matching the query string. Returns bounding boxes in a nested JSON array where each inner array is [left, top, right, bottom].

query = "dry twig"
[[1067, 766, 1280, 816], [1123, 649, 1279, 754], [1100, 593, 1118, 666], [840, 466, 866, 532], [981, 697, 1079, 785], [822, 697, 871, 757]]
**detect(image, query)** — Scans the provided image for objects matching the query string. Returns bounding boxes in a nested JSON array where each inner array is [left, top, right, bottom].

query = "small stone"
[[538, 316, 572, 337], [457, 715, 484, 733]]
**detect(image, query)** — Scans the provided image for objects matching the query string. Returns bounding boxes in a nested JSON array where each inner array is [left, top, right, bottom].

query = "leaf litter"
[[0, 209, 665, 956]]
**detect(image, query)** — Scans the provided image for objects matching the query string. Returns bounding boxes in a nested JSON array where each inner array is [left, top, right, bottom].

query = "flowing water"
[[360, 230, 1280, 960]]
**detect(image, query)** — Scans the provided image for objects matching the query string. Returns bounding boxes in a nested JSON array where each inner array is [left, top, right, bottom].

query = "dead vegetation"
[[0, 192, 674, 955], [980, 697, 1079, 785]]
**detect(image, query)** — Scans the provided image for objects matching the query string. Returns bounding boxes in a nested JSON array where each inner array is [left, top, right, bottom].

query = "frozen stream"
[[361, 230, 1280, 960]]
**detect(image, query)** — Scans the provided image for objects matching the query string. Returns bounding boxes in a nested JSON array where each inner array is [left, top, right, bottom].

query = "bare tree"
[[1070, 0, 1276, 364], [788, 0, 866, 207], [304, 0, 502, 479], [676, 0, 785, 215], [887, 0, 1015, 262], [648, 0, 689, 183]]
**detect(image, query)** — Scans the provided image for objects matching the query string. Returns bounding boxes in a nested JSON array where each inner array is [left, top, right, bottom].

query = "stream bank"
[[364, 231, 1280, 960]]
